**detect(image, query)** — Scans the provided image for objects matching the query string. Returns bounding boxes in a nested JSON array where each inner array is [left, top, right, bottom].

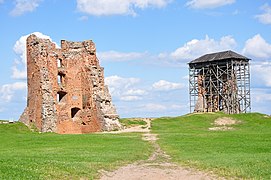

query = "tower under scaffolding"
[[189, 50, 251, 114]]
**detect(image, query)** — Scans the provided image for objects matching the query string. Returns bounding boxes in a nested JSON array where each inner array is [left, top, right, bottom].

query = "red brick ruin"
[[19, 34, 121, 134]]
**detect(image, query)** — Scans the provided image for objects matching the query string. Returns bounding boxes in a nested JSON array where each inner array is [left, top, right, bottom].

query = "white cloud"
[[122, 88, 147, 101], [254, 92, 271, 103], [182, 75, 189, 80], [0, 82, 27, 102], [78, 15, 89, 21], [0, 108, 4, 113], [232, 9, 240, 16], [152, 80, 184, 91], [140, 103, 188, 114], [255, 3, 271, 25], [12, 32, 56, 79], [105, 75, 144, 101], [170, 104, 186, 110], [11, 66, 27, 79], [100, 35, 237, 65], [105, 75, 140, 92], [76, 0, 171, 16], [186, 0, 235, 9], [105, 75, 188, 116], [242, 34, 271, 59], [98, 51, 147, 62], [142, 103, 167, 112], [10, 0, 42, 16], [124, 89, 147, 96], [252, 88, 271, 103], [100, 35, 238, 66], [120, 96, 142, 101], [252, 62, 271, 87], [171, 35, 236, 61], [251, 88, 271, 114], [13, 32, 53, 64]]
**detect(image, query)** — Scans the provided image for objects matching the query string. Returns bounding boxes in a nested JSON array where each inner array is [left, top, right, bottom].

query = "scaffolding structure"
[[189, 50, 251, 114]]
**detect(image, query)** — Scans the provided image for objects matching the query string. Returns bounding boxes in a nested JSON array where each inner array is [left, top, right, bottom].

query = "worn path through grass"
[[100, 118, 218, 180]]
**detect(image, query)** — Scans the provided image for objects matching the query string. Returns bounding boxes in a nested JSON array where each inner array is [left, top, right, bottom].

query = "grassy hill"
[[152, 112, 271, 179], [1, 113, 271, 179], [0, 121, 152, 179]]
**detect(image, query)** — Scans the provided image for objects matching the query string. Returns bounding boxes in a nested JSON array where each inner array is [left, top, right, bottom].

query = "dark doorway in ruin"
[[71, 107, 81, 118]]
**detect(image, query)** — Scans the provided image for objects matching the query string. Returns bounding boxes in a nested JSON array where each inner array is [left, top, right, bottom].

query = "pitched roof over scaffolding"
[[189, 50, 250, 65]]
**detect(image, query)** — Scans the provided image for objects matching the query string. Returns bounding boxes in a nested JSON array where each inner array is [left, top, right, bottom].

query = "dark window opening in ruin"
[[71, 107, 81, 118], [81, 121, 86, 125], [57, 58, 63, 68], [105, 100, 110, 105], [57, 91, 67, 103], [57, 73, 65, 85]]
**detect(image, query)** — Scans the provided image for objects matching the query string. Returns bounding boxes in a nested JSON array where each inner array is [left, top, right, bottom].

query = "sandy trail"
[[99, 118, 219, 180]]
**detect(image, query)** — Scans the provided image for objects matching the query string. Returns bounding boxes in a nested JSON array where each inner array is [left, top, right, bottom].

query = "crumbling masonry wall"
[[19, 34, 121, 134]]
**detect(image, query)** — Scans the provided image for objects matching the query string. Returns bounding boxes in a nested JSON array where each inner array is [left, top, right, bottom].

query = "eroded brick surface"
[[19, 34, 121, 134]]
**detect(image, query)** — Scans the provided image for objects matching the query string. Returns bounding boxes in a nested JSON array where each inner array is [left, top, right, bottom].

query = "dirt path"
[[99, 119, 219, 180]]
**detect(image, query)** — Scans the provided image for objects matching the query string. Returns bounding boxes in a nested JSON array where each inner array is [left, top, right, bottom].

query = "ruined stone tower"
[[19, 34, 121, 134]]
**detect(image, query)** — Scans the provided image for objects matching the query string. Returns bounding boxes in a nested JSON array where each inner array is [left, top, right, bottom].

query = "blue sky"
[[0, 0, 271, 120]]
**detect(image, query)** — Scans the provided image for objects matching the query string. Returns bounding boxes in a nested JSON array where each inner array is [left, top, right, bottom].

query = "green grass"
[[119, 118, 147, 128], [0, 121, 152, 180], [152, 113, 271, 179], [2, 113, 271, 179]]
